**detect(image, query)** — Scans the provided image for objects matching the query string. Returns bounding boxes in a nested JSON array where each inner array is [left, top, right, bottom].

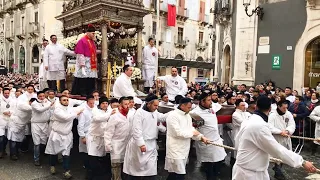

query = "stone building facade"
[[0, 0, 64, 74]]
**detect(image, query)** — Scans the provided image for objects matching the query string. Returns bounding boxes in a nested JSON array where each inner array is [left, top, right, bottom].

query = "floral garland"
[[60, 31, 139, 50]]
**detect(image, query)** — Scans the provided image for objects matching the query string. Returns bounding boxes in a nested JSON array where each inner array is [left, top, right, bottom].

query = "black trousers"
[[202, 161, 224, 180], [71, 77, 96, 96], [20, 135, 32, 152], [47, 79, 65, 92], [125, 174, 156, 180], [88, 154, 112, 180], [166, 173, 185, 180]]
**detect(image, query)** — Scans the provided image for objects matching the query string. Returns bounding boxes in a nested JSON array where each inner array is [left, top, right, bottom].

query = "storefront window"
[[304, 37, 320, 88]]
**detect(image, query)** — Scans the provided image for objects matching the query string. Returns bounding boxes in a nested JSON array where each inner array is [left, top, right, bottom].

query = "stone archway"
[[196, 56, 204, 62], [175, 54, 184, 60], [8, 48, 13, 73], [304, 37, 320, 88], [19, 46, 25, 74], [223, 45, 231, 84], [32, 45, 39, 63]]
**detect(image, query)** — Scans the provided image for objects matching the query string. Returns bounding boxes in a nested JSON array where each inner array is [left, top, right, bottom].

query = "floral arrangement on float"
[[111, 65, 142, 80]]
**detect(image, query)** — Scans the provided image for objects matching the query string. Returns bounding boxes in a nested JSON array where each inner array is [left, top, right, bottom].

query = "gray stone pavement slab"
[[0, 144, 320, 180]]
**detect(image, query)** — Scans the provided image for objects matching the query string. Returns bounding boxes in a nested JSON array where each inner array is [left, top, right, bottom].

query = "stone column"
[[101, 20, 108, 77], [136, 26, 143, 69], [100, 20, 108, 93]]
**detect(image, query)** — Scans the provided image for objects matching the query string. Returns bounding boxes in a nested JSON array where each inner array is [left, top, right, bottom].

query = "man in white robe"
[[104, 97, 131, 180], [232, 96, 316, 180], [142, 38, 158, 93], [87, 97, 115, 179], [191, 93, 227, 180], [231, 99, 251, 166], [0, 88, 17, 159], [113, 65, 137, 99], [123, 94, 168, 179], [7, 98, 33, 160], [77, 95, 95, 175], [127, 96, 137, 118], [39, 39, 49, 90], [31, 91, 54, 166], [157, 67, 188, 103], [268, 100, 295, 180], [165, 98, 209, 180], [18, 84, 37, 153], [45, 95, 83, 179], [43, 34, 75, 92], [159, 93, 174, 107]]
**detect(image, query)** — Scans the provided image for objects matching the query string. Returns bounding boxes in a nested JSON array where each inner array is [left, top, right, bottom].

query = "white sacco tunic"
[[165, 109, 203, 174], [0, 96, 17, 136], [191, 106, 227, 163], [158, 75, 188, 102], [43, 43, 75, 80], [7, 103, 32, 142], [231, 109, 251, 151], [307, 106, 320, 145], [232, 114, 303, 180], [142, 45, 158, 87], [87, 108, 112, 157], [77, 103, 94, 153], [18, 93, 37, 136], [45, 104, 79, 156], [268, 110, 295, 150], [113, 73, 137, 98], [104, 111, 131, 163], [123, 108, 167, 176], [31, 100, 51, 145]]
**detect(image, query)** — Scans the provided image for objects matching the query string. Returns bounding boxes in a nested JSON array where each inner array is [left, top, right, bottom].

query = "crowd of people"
[[0, 65, 319, 180]]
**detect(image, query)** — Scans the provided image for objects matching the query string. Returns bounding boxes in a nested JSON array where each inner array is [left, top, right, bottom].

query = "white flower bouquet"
[[60, 31, 102, 49]]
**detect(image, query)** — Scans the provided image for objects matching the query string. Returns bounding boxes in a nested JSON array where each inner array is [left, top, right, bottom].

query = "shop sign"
[[308, 72, 320, 77], [272, 55, 281, 70]]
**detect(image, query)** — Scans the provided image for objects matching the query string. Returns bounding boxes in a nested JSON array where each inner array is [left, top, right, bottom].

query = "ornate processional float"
[[55, 0, 150, 97]]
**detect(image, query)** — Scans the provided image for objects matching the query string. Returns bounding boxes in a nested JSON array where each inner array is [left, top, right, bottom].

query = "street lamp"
[[243, 0, 264, 20]]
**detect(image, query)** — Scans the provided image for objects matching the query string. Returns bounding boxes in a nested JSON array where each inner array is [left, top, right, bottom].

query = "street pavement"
[[0, 142, 320, 180]]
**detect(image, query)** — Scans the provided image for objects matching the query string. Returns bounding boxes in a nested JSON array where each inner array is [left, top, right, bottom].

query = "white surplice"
[[191, 106, 227, 163], [77, 103, 94, 153], [87, 107, 112, 157], [104, 111, 131, 163], [31, 100, 51, 145], [165, 109, 203, 174], [268, 110, 295, 150], [45, 104, 79, 156], [232, 114, 304, 180], [123, 108, 167, 176], [142, 45, 158, 87]]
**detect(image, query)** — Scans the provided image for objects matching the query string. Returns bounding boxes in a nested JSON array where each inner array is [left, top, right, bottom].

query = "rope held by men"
[[206, 141, 320, 173]]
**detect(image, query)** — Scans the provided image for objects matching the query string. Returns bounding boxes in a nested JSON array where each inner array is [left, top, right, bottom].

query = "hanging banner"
[[167, 4, 176, 27]]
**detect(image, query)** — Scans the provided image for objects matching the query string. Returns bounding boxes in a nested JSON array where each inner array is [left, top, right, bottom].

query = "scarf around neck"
[[253, 110, 268, 122]]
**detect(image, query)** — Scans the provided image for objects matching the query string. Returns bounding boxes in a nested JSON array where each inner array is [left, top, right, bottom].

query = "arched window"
[[8, 48, 14, 73], [304, 37, 320, 88], [19, 46, 25, 74]]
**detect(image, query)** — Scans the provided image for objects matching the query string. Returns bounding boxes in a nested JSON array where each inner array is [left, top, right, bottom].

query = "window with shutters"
[[152, 21, 156, 35], [21, 17, 25, 34], [178, 27, 183, 42], [35, 12, 38, 24], [199, 32, 203, 44]]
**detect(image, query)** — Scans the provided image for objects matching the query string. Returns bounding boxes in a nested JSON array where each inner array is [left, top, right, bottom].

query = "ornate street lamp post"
[[243, 0, 264, 20]]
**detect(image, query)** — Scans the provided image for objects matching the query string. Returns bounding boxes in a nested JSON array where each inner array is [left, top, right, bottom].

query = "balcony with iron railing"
[[28, 22, 40, 37], [175, 38, 187, 48], [177, 8, 189, 21], [196, 42, 208, 51]]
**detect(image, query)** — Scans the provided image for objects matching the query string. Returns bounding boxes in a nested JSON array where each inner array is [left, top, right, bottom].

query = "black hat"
[[99, 96, 109, 106], [145, 93, 158, 102], [179, 98, 192, 105], [87, 24, 96, 32]]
